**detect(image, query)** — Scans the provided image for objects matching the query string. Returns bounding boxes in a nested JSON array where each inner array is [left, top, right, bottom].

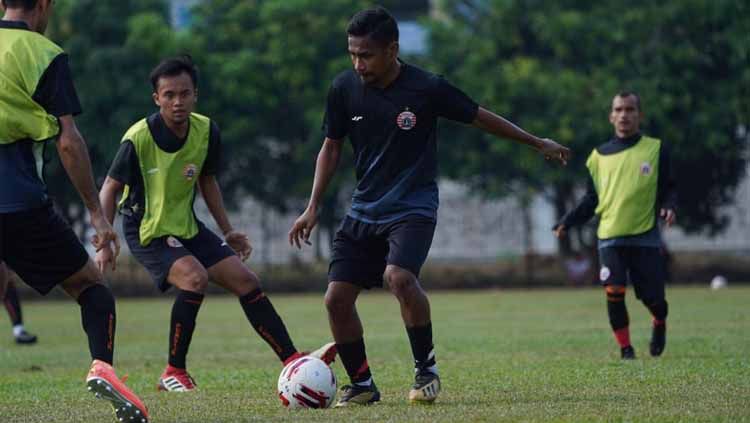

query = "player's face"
[[609, 95, 641, 138], [348, 35, 398, 86], [152, 72, 197, 126]]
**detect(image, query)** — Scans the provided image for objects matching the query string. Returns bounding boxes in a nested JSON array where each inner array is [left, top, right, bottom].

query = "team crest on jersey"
[[166, 236, 183, 248], [640, 162, 652, 176], [183, 164, 197, 181], [396, 109, 417, 131]]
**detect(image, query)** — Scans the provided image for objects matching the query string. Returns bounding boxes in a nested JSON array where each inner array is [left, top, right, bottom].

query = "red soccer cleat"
[[86, 359, 149, 422], [157, 364, 197, 392]]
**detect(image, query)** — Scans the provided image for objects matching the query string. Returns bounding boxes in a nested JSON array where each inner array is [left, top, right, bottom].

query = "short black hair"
[[2, 0, 38, 10], [347, 6, 399, 47], [614, 91, 641, 111], [149, 55, 198, 91]]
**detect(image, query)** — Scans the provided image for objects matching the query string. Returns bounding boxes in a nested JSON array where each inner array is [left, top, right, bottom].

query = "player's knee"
[[232, 269, 261, 296], [324, 290, 355, 317], [384, 267, 417, 298], [605, 284, 626, 302], [181, 270, 209, 293]]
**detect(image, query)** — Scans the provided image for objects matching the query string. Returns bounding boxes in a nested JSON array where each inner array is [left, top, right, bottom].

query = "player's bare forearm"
[[99, 176, 124, 225], [56, 116, 103, 216], [472, 107, 542, 149], [307, 138, 342, 211], [198, 174, 233, 235]]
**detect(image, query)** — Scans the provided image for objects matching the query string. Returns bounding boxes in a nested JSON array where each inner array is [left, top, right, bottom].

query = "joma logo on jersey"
[[396, 109, 417, 131], [183, 164, 198, 181]]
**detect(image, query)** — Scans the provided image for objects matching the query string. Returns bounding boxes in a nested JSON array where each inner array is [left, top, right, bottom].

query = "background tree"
[[45, 0, 178, 237], [425, 0, 749, 254]]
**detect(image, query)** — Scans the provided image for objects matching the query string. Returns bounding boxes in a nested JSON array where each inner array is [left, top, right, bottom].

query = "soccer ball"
[[710, 275, 728, 290], [277, 356, 336, 409]]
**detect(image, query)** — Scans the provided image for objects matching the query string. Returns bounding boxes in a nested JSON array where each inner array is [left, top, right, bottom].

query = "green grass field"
[[1, 286, 748, 422]]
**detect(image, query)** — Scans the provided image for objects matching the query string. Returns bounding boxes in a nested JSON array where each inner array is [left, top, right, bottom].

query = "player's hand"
[[553, 224, 567, 238], [95, 245, 116, 273], [660, 208, 676, 227], [537, 138, 571, 165], [90, 212, 120, 257], [289, 207, 318, 249], [225, 230, 252, 261]]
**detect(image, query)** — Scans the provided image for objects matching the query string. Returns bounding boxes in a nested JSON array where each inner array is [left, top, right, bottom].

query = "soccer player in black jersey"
[[289, 7, 570, 406]]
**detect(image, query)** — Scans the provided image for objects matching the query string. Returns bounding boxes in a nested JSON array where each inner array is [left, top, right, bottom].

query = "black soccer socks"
[[168, 289, 204, 369], [4, 283, 22, 326], [77, 284, 116, 364], [337, 338, 373, 385], [406, 323, 437, 372], [606, 285, 631, 348], [239, 289, 297, 363]]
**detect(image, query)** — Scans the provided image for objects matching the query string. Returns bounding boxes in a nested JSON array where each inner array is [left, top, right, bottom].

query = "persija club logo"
[[397, 109, 417, 130], [183, 164, 197, 181]]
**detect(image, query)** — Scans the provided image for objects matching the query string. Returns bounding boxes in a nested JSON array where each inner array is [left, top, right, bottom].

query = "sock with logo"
[[168, 290, 204, 369], [240, 289, 298, 363]]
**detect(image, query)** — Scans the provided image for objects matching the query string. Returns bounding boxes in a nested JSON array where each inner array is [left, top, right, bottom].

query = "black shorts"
[[0, 205, 89, 295], [329, 214, 436, 289], [598, 246, 666, 301], [124, 216, 235, 292]]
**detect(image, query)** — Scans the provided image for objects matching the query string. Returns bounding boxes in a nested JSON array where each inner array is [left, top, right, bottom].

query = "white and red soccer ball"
[[277, 356, 336, 409]]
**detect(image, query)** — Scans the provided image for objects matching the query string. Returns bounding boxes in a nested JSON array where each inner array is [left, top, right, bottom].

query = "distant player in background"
[[3, 271, 38, 344], [289, 7, 570, 406], [554, 92, 676, 359], [0, 0, 149, 421], [98, 56, 336, 393]]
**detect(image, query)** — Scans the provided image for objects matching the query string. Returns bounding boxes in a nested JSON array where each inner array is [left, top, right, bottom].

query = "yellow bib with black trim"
[[587, 135, 661, 239], [120, 113, 210, 245], [0, 27, 62, 144]]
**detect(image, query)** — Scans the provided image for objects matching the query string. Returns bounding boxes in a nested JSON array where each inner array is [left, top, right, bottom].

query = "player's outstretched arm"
[[289, 138, 342, 249], [56, 116, 119, 255], [472, 107, 570, 165], [198, 174, 251, 261]]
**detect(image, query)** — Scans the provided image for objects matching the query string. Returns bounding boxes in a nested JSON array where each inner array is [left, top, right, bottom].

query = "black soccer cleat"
[[621, 345, 636, 360], [14, 330, 38, 345], [334, 382, 381, 407], [650, 324, 666, 357], [409, 370, 440, 403]]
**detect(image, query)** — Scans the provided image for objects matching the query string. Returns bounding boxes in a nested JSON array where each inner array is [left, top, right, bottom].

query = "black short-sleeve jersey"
[[323, 62, 478, 223], [107, 113, 221, 217]]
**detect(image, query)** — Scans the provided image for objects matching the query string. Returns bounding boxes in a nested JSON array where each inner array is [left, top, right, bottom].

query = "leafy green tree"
[[426, 0, 749, 253], [186, 0, 369, 250], [45, 0, 177, 235]]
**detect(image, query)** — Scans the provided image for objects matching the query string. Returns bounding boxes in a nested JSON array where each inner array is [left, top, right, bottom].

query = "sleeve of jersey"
[[321, 82, 348, 141], [657, 142, 677, 210], [107, 141, 139, 185], [432, 76, 479, 123], [202, 122, 222, 176], [31, 53, 83, 117], [557, 175, 599, 229]]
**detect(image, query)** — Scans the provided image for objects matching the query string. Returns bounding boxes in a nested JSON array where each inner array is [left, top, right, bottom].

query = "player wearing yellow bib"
[[1, 1, 149, 421], [98, 56, 335, 392], [554, 92, 676, 359]]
